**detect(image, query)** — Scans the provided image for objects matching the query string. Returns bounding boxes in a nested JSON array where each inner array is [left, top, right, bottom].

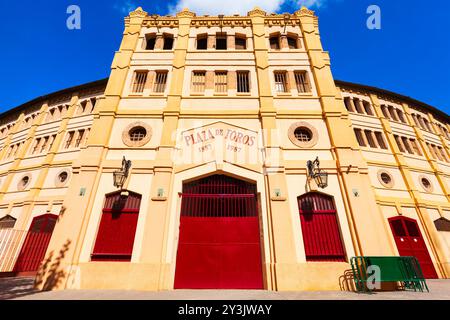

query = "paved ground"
[[1, 277, 449, 300]]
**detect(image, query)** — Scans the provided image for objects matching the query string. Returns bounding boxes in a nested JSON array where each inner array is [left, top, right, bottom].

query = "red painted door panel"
[[174, 216, 263, 289], [389, 217, 438, 279], [14, 214, 57, 273], [174, 175, 263, 289]]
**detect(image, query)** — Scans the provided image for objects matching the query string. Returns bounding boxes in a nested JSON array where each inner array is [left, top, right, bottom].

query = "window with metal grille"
[[75, 130, 85, 148], [64, 132, 74, 149], [380, 173, 392, 185], [287, 36, 298, 49], [92, 191, 142, 261], [269, 35, 280, 50], [237, 71, 250, 93], [409, 139, 422, 156], [421, 178, 432, 190], [354, 129, 366, 147], [129, 126, 147, 142], [216, 33, 227, 50], [401, 137, 414, 154], [145, 34, 156, 50], [192, 71, 206, 92], [375, 132, 388, 149], [163, 34, 174, 50], [131, 71, 148, 93], [196, 34, 207, 49], [214, 71, 227, 93], [298, 193, 346, 262], [364, 130, 377, 148], [153, 71, 168, 93], [58, 171, 68, 183], [294, 71, 311, 93], [235, 36, 246, 49], [294, 127, 312, 142], [274, 72, 288, 93]]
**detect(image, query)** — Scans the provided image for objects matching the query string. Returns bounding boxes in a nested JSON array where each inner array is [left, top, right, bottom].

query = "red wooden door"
[[174, 175, 263, 289], [298, 193, 346, 262], [389, 216, 438, 279], [91, 191, 141, 261], [14, 214, 57, 273]]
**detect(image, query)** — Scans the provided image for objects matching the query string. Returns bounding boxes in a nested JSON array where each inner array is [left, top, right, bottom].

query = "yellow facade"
[[0, 7, 449, 291]]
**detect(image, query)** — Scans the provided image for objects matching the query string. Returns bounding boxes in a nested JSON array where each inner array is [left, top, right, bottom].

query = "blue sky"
[[0, 0, 449, 114]]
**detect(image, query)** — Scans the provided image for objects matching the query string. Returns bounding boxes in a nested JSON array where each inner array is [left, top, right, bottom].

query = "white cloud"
[[169, 0, 284, 15], [168, 0, 331, 15]]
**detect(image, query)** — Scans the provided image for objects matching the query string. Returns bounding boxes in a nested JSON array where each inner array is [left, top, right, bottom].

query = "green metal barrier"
[[350, 256, 429, 293]]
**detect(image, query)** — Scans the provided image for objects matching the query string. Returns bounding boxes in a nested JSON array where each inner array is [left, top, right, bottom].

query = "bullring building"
[[0, 6, 449, 291]]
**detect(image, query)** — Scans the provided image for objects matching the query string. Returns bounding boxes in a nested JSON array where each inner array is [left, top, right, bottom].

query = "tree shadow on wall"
[[34, 239, 71, 291]]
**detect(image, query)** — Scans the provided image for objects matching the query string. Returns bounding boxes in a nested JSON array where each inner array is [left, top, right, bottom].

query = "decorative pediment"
[[176, 8, 196, 18], [129, 7, 148, 18], [295, 6, 315, 17], [247, 7, 267, 17]]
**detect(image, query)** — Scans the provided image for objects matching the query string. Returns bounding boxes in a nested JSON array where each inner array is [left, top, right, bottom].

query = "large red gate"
[[13, 214, 57, 274], [174, 175, 263, 289], [389, 216, 438, 279]]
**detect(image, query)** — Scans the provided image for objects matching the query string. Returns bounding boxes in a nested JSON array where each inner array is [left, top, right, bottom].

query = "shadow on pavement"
[[0, 277, 38, 300]]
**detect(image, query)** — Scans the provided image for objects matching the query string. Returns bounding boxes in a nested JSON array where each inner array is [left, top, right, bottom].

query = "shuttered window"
[[294, 71, 311, 93], [92, 191, 142, 261], [131, 71, 148, 93], [192, 71, 206, 92], [354, 129, 365, 147], [214, 71, 227, 93], [153, 71, 168, 93], [298, 193, 346, 262], [237, 71, 250, 93], [274, 72, 288, 93]]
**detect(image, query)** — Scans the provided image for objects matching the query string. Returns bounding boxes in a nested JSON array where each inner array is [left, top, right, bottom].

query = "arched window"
[[298, 193, 346, 262], [91, 191, 142, 261]]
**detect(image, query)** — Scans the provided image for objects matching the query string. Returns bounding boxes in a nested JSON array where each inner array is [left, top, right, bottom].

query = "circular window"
[[294, 127, 312, 143], [129, 126, 147, 142], [17, 174, 31, 191], [377, 170, 394, 188], [55, 170, 71, 187], [419, 175, 433, 192], [122, 122, 152, 147], [288, 122, 318, 148]]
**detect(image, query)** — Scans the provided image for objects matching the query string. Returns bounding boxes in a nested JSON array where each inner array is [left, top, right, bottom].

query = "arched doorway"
[[174, 174, 263, 289], [298, 193, 346, 262], [14, 214, 58, 274], [388, 216, 438, 278]]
